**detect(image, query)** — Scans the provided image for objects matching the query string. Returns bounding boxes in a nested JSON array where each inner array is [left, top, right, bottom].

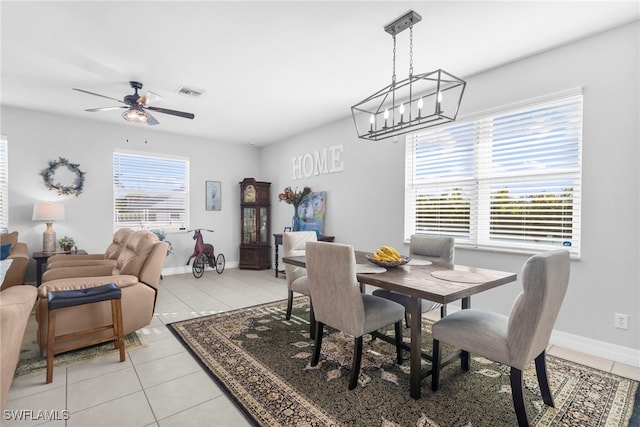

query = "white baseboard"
[[161, 261, 240, 277], [550, 329, 640, 368]]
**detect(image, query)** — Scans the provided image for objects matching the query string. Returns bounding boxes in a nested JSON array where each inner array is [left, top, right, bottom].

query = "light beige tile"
[[145, 371, 221, 420], [2, 388, 67, 427], [66, 352, 133, 384], [67, 366, 142, 412], [128, 336, 185, 366], [158, 396, 251, 427], [138, 317, 175, 343], [67, 390, 155, 427], [7, 369, 65, 402], [611, 362, 640, 380], [135, 351, 201, 388]]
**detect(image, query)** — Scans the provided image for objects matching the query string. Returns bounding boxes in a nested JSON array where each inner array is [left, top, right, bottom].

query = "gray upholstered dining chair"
[[373, 234, 454, 326], [305, 241, 405, 390], [431, 250, 570, 427], [283, 232, 317, 331]]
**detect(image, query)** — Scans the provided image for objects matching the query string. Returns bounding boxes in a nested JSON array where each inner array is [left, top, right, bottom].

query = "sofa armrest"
[[1, 285, 37, 409], [41, 264, 114, 283], [48, 253, 105, 263], [38, 275, 139, 297], [1, 243, 29, 290], [47, 259, 116, 271]]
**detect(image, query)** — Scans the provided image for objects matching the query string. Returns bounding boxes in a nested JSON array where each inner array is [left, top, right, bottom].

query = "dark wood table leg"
[[409, 296, 423, 399], [461, 296, 471, 370], [36, 259, 45, 286], [274, 243, 279, 278]]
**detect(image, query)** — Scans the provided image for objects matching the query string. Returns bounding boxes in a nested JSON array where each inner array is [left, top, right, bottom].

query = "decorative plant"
[[278, 186, 311, 231], [277, 186, 311, 209], [58, 236, 75, 250]]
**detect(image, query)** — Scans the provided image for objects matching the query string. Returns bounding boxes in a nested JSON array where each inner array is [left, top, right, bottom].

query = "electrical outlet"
[[614, 313, 629, 330]]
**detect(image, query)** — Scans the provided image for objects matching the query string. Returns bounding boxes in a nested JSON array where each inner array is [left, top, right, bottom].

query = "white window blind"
[[113, 151, 189, 231], [0, 136, 7, 233], [405, 91, 582, 257]]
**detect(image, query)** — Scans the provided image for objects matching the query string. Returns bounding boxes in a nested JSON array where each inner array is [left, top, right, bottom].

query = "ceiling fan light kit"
[[73, 81, 195, 126], [351, 10, 466, 141]]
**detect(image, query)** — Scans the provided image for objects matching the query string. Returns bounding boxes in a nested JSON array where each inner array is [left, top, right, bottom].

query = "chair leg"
[[113, 299, 126, 362], [461, 350, 470, 371], [431, 338, 440, 391], [46, 310, 56, 384], [394, 321, 403, 365], [309, 299, 316, 340], [535, 351, 554, 407], [311, 322, 324, 366], [510, 367, 530, 427], [349, 336, 364, 390], [285, 290, 294, 320]]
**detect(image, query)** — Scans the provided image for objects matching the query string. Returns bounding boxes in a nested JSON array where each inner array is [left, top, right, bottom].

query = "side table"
[[32, 250, 88, 286], [273, 233, 335, 278]]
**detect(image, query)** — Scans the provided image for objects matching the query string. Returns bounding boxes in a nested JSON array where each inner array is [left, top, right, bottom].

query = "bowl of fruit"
[[367, 246, 410, 267]]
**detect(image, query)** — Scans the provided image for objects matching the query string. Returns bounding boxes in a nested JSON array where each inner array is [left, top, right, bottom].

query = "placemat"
[[430, 270, 489, 283], [356, 264, 387, 274], [406, 258, 432, 266]]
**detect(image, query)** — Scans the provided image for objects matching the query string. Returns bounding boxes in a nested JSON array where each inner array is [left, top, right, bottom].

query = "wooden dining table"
[[283, 250, 517, 399]]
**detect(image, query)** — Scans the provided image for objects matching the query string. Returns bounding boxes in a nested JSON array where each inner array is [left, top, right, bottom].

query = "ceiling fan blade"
[[146, 106, 195, 120], [73, 88, 125, 104], [85, 106, 128, 112], [146, 112, 160, 126], [138, 91, 161, 105]]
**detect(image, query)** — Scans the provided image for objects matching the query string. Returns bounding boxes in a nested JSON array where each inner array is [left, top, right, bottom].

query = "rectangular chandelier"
[[351, 11, 466, 141]]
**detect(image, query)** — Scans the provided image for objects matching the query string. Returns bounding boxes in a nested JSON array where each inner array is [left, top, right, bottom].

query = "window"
[[113, 151, 189, 231], [405, 91, 582, 257], [0, 136, 7, 233]]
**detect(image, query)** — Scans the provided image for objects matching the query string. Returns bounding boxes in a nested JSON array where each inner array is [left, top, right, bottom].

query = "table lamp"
[[32, 202, 65, 252]]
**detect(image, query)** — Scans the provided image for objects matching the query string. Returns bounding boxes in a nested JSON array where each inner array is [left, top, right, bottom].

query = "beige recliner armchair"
[[36, 230, 168, 356], [46, 228, 134, 270]]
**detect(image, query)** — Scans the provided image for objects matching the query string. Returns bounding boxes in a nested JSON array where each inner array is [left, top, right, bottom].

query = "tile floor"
[[4, 268, 640, 427]]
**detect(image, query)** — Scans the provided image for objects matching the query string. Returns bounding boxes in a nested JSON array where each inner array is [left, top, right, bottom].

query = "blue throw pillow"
[[0, 243, 11, 260]]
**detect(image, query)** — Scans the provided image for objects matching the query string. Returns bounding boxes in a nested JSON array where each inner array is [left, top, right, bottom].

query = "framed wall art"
[[206, 181, 222, 211]]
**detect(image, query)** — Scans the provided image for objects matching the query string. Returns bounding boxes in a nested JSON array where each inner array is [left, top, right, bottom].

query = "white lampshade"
[[32, 202, 65, 222], [32, 202, 65, 252]]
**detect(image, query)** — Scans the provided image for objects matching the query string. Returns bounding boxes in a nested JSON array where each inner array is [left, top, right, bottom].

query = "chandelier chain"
[[409, 23, 414, 76], [392, 34, 397, 85]]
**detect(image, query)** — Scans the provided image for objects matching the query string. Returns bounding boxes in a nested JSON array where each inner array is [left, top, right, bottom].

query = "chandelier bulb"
[[384, 108, 389, 128], [399, 103, 405, 123]]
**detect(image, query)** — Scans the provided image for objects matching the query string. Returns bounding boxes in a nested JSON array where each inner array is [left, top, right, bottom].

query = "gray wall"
[[2, 21, 638, 361], [2, 107, 263, 277], [261, 22, 640, 357]]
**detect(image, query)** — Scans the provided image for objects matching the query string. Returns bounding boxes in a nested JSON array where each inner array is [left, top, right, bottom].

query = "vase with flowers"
[[278, 186, 311, 231]]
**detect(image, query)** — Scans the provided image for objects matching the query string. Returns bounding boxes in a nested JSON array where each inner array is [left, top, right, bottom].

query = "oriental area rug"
[[168, 298, 639, 427]]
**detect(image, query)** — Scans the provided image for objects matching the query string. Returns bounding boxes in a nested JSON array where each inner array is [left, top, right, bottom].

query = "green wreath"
[[40, 157, 86, 196]]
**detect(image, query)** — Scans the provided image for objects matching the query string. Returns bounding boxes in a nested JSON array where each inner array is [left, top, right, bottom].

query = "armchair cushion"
[[115, 231, 159, 276]]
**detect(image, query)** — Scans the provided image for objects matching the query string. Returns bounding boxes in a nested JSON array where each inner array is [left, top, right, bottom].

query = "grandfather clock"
[[239, 178, 271, 270]]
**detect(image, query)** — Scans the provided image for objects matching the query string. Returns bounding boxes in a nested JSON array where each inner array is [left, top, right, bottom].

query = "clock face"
[[244, 184, 256, 203]]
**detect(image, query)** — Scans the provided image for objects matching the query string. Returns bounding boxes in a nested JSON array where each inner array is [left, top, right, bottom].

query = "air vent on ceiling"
[[176, 86, 205, 97]]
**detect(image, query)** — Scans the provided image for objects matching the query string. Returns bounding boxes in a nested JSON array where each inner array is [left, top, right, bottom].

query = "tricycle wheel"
[[215, 253, 225, 274], [193, 253, 207, 278]]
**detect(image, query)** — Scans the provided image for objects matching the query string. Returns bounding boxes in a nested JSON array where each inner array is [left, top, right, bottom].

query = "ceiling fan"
[[73, 81, 195, 125]]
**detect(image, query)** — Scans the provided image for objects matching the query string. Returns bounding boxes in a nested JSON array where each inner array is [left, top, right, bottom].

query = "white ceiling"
[[1, 1, 638, 146]]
